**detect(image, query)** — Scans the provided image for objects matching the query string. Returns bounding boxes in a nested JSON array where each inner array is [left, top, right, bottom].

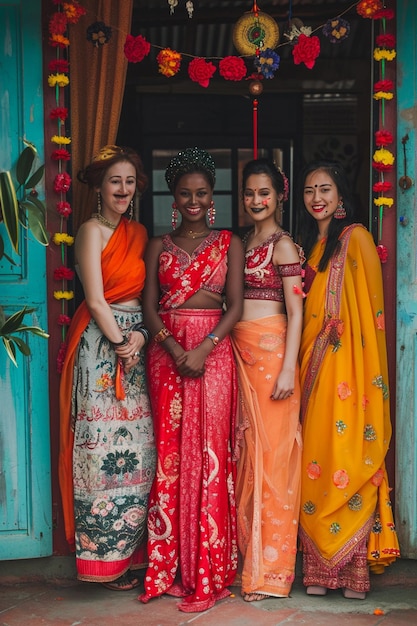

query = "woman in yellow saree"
[[297, 161, 400, 599]]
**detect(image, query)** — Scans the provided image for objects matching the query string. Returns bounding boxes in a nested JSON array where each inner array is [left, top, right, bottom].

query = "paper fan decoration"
[[233, 10, 279, 55]]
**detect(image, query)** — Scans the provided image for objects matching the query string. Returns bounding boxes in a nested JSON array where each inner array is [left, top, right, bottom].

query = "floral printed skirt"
[[72, 304, 156, 582]]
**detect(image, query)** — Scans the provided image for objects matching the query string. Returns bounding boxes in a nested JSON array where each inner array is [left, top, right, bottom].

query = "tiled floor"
[[1, 559, 417, 626]]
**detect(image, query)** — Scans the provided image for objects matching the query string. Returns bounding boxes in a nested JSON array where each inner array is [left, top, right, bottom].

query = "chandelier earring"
[[128, 199, 134, 221], [208, 200, 216, 226], [335, 199, 346, 219], [97, 192, 102, 214], [171, 202, 178, 230]]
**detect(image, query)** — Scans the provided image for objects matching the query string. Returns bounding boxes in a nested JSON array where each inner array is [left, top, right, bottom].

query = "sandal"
[[242, 592, 271, 602], [102, 571, 140, 591]]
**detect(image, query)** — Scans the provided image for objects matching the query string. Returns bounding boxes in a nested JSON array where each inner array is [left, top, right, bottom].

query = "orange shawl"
[[58, 218, 147, 546]]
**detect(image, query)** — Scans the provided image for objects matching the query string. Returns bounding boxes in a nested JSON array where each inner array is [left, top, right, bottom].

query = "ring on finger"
[[134, 351, 140, 357]]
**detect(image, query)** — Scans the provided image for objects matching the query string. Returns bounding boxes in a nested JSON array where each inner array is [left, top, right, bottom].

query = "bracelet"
[[137, 327, 151, 345], [154, 327, 172, 343], [112, 336, 129, 347], [207, 333, 220, 346]]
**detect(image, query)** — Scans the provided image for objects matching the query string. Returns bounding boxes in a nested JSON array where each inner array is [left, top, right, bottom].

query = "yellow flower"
[[374, 197, 394, 207], [373, 91, 394, 100], [48, 73, 70, 88], [54, 290, 75, 300], [53, 232, 75, 245], [373, 148, 395, 166], [50, 34, 70, 47], [373, 48, 397, 62], [51, 135, 72, 145]]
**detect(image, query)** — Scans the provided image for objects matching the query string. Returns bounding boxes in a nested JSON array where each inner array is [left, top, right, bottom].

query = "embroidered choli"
[[159, 230, 229, 309], [244, 230, 302, 302]]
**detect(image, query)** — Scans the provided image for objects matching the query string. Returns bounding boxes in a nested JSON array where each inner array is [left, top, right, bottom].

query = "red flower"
[[54, 265, 75, 281], [50, 107, 68, 121], [376, 34, 396, 48], [57, 341, 68, 373], [372, 162, 394, 172], [56, 201, 72, 217], [52, 149, 71, 161], [49, 59, 70, 73], [373, 8, 395, 20], [376, 244, 388, 263], [292, 34, 320, 70], [58, 314, 72, 326], [188, 57, 216, 87], [49, 11, 68, 35], [373, 181, 392, 192], [375, 130, 393, 146], [123, 34, 151, 63], [374, 79, 393, 92], [356, 0, 382, 18], [219, 56, 247, 81], [64, 1, 86, 24], [54, 172, 72, 193]]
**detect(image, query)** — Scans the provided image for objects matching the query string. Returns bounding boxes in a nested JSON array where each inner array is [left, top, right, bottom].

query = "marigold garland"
[[156, 48, 182, 77], [371, 3, 396, 247], [48, 1, 85, 372]]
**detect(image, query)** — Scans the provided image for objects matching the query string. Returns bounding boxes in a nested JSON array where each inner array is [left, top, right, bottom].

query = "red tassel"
[[253, 98, 258, 159], [114, 358, 126, 400]]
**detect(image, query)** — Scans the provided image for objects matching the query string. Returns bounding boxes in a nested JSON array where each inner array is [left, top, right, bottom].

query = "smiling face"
[[173, 172, 213, 227], [243, 173, 282, 224], [303, 169, 342, 235], [97, 160, 137, 219]]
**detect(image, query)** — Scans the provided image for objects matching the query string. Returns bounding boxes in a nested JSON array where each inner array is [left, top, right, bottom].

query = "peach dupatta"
[[232, 315, 302, 597]]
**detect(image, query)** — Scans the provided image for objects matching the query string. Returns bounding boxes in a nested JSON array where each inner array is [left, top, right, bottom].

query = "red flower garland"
[[124, 34, 151, 63]]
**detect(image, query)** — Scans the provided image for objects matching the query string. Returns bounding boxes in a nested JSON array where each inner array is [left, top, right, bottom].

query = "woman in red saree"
[[59, 146, 156, 590], [297, 161, 400, 599], [139, 148, 244, 612]]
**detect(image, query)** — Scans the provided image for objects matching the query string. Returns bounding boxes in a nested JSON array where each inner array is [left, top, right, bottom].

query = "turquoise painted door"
[[0, 1, 52, 558], [396, 0, 417, 558]]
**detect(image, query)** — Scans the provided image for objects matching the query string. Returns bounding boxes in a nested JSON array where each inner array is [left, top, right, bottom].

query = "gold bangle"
[[154, 327, 172, 343]]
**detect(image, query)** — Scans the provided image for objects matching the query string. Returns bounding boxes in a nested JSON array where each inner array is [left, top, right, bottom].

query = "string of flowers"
[[48, 0, 86, 372], [79, 1, 362, 88], [357, 0, 396, 262]]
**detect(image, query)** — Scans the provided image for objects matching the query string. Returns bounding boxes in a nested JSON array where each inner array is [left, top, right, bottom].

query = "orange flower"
[[337, 381, 351, 400], [307, 461, 321, 480], [157, 48, 181, 77], [333, 469, 349, 489]]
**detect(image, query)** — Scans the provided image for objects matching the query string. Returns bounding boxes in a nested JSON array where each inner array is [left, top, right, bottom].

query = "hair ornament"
[[278, 166, 289, 201], [165, 147, 216, 191], [92, 145, 127, 162]]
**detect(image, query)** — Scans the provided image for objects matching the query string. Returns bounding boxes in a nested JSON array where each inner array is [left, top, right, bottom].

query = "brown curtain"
[[69, 0, 133, 231]]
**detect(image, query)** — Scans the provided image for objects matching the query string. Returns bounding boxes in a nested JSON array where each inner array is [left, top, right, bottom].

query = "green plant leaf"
[[0, 237, 16, 264], [25, 200, 49, 246], [14, 325, 49, 339], [25, 165, 45, 190], [0, 307, 35, 335], [2, 337, 18, 367], [0, 305, 5, 327], [0, 171, 19, 253], [12, 336, 31, 356], [16, 146, 35, 185]]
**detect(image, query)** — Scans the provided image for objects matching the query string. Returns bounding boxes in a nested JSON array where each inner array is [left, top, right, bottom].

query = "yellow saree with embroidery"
[[299, 225, 400, 592]]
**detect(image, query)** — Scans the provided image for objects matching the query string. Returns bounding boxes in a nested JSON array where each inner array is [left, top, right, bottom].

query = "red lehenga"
[[140, 230, 238, 612]]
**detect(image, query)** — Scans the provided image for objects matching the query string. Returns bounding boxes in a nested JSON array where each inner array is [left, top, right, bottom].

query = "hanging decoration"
[[167, 0, 194, 18], [47, 0, 86, 372], [86, 21, 112, 47], [369, 4, 396, 260], [232, 1, 279, 56]]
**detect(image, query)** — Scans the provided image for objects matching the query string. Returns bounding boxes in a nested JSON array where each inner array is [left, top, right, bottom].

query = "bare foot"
[[343, 588, 366, 600], [243, 592, 270, 602], [306, 585, 328, 596]]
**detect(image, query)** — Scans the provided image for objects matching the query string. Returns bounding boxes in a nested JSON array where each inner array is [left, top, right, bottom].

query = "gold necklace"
[[178, 228, 210, 239], [92, 212, 118, 230]]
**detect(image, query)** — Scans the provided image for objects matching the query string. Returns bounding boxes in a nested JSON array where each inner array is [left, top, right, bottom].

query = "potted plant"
[[0, 142, 49, 365]]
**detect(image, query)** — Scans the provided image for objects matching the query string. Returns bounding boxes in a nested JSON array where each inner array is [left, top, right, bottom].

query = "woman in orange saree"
[[297, 161, 400, 599], [139, 148, 244, 612], [232, 159, 303, 601], [59, 146, 155, 589]]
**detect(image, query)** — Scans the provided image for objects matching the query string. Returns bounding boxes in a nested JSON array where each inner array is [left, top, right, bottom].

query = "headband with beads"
[[165, 147, 216, 191]]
